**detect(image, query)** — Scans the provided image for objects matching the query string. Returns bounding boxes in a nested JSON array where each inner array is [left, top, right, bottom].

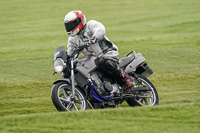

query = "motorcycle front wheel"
[[51, 82, 88, 111], [126, 74, 159, 107]]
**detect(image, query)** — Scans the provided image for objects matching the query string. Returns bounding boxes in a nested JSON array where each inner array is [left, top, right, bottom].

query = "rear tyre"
[[51, 82, 88, 111], [126, 74, 159, 107]]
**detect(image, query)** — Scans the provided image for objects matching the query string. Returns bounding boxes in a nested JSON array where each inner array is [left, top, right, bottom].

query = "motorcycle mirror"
[[53, 72, 57, 75]]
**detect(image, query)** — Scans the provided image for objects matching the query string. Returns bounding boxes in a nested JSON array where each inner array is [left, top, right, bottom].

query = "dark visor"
[[64, 17, 81, 32]]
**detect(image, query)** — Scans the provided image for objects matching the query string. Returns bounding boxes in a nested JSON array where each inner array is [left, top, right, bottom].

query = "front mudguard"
[[53, 78, 71, 85]]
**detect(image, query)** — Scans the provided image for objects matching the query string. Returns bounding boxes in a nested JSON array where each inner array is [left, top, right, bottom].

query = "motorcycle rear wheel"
[[126, 74, 159, 107], [51, 82, 88, 111]]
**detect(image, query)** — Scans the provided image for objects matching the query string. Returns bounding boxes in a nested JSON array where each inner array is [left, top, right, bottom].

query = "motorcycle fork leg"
[[71, 59, 75, 99]]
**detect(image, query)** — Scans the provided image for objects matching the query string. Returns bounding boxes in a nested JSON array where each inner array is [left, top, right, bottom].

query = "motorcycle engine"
[[91, 71, 120, 96], [90, 72, 109, 96], [90, 71, 122, 108]]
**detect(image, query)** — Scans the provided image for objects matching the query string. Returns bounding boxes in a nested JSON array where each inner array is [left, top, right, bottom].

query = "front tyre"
[[126, 74, 159, 107], [51, 82, 88, 111]]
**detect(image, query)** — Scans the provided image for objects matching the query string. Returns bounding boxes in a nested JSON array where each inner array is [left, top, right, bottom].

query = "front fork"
[[70, 58, 76, 99]]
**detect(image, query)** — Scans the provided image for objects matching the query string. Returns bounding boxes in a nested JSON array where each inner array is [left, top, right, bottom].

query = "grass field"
[[0, 0, 200, 132]]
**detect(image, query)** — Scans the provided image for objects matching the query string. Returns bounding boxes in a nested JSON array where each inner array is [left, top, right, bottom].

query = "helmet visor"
[[64, 17, 81, 32]]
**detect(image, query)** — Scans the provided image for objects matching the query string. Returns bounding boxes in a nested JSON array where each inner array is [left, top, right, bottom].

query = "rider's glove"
[[83, 36, 97, 45]]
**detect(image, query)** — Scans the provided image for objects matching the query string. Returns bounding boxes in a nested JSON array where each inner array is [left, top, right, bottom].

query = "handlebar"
[[68, 43, 92, 59]]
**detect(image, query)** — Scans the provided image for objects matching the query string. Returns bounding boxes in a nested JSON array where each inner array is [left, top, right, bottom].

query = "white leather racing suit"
[[67, 20, 119, 60], [66, 20, 135, 87]]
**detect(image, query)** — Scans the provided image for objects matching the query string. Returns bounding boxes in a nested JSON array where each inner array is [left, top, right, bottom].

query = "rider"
[[64, 10, 135, 89]]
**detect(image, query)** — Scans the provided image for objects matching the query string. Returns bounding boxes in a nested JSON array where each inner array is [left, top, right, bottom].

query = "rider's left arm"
[[88, 20, 106, 40]]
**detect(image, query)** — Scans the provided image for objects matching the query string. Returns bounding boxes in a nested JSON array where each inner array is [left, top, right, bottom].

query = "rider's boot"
[[119, 71, 135, 89]]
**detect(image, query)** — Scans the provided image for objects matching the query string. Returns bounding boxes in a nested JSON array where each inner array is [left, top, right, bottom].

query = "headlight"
[[54, 58, 66, 73]]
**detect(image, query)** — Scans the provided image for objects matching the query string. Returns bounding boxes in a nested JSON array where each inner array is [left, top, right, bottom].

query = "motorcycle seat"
[[119, 54, 135, 68]]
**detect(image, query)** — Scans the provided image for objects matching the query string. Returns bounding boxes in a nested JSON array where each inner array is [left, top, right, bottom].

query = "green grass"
[[0, 104, 199, 133], [0, 0, 200, 132]]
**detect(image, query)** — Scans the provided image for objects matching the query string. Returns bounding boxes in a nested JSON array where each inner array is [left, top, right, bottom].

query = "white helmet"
[[64, 10, 86, 37]]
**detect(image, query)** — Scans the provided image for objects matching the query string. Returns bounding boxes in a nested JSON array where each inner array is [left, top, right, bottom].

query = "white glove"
[[83, 36, 97, 45]]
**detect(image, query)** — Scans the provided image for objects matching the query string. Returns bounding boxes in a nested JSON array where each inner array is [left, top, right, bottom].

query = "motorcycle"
[[51, 44, 159, 111]]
